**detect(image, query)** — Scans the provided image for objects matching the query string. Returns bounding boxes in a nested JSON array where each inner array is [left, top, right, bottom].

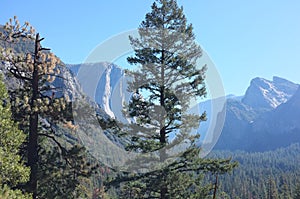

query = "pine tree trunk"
[[212, 174, 219, 199], [159, 126, 167, 199], [160, 184, 167, 199], [159, 49, 166, 160], [159, 48, 168, 199], [27, 33, 40, 199]]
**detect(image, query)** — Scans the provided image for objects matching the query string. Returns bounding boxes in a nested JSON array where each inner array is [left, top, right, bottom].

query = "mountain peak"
[[241, 76, 298, 110]]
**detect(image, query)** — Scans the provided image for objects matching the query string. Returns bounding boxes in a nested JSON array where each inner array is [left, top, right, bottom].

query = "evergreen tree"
[[268, 177, 279, 199], [106, 0, 237, 198], [0, 75, 31, 199], [281, 181, 292, 199], [294, 183, 300, 199], [0, 17, 97, 198]]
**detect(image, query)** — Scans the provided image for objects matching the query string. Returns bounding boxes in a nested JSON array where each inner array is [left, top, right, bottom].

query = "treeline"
[[209, 143, 300, 199]]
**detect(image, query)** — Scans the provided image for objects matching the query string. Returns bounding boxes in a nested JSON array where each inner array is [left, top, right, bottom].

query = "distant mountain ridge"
[[215, 76, 300, 151], [68, 62, 300, 152], [2, 23, 299, 153]]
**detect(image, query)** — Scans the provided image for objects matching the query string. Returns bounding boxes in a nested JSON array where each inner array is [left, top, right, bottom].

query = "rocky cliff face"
[[68, 62, 127, 120], [252, 86, 300, 136], [242, 76, 298, 110], [215, 76, 300, 151]]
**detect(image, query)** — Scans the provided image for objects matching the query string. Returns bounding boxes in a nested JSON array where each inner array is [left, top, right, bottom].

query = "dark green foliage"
[[0, 75, 31, 198], [125, 0, 204, 164], [105, 2, 237, 198], [210, 144, 300, 199], [37, 142, 97, 198]]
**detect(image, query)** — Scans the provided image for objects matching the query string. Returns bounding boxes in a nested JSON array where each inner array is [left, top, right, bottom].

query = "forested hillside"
[[209, 144, 300, 198]]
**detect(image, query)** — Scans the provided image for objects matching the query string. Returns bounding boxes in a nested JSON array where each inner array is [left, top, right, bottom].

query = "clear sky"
[[1, 0, 300, 95]]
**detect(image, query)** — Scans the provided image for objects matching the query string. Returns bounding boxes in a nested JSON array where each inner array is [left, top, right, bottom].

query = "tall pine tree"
[[0, 17, 97, 198], [106, 0, 237, 198]]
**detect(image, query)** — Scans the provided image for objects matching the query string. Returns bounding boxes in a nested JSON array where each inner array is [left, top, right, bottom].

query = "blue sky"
[[1, 0, 300, 95]]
